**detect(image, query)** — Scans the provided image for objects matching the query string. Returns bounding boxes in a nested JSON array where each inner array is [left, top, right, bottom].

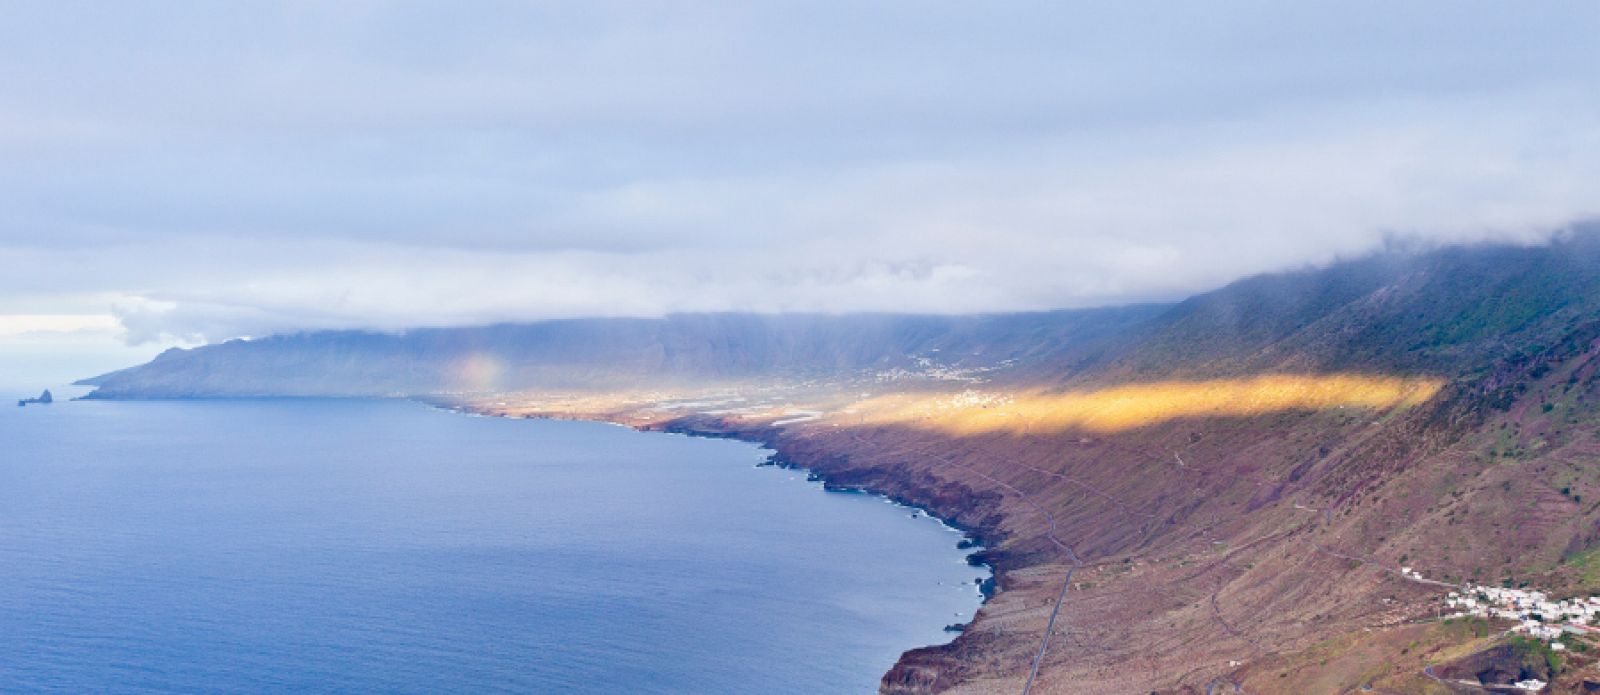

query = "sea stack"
[[17, 389, 53, 407]]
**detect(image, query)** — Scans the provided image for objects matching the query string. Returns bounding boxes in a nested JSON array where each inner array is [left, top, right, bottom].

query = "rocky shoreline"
[[647, 419, 1021, 694], [448, 403, 1018, 694]]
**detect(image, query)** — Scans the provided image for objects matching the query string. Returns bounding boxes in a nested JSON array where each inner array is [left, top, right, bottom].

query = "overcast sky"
[[2, 1, 1599, 384]]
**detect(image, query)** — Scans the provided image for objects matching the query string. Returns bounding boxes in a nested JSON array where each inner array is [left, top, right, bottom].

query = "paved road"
[[1311, 542, 1461, 589]]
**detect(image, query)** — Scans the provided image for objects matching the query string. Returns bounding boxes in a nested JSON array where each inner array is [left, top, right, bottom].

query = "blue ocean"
[[0, 397, 984, 694]]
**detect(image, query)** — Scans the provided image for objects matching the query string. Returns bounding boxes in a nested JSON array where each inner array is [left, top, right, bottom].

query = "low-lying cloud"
[[0, 1, 1596, 346]]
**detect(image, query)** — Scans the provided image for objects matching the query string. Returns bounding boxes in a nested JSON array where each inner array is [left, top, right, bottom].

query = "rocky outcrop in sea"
[[17, 389, 53, 406]]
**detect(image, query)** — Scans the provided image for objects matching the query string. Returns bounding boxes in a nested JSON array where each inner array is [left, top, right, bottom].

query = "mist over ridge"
[[83, 230, 1600, 401]]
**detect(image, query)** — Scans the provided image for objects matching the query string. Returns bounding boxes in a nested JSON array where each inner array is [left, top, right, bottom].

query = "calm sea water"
[[0, 397, 984, 694]]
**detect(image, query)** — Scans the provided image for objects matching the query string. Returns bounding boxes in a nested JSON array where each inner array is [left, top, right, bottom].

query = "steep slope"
[[822, 232, 1600, 693], [1094, 231, 1600, 381], [567, 233, 1600, 694]]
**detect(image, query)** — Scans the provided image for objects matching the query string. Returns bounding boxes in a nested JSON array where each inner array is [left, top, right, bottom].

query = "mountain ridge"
[[78, 307, 1169, 397], [84, 229, 1600, 400]]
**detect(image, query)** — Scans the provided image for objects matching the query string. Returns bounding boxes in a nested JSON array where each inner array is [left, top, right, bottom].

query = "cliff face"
[[84, 232, 1600, 403], [81, 229, 1600, 693], [78, 308, 1163, 398], [1076, 231, 1600, 384]]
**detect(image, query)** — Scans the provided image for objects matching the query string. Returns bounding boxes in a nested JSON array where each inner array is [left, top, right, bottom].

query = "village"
[[1422, 566, 1600, 692], [1440, 575, 1600, 645]]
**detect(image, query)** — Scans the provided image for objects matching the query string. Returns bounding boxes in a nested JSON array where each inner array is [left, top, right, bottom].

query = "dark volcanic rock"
[[1435, 642, 1554, 688]]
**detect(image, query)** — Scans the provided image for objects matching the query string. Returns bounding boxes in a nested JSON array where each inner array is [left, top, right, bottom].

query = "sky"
[[2, 1, 1598, 386]]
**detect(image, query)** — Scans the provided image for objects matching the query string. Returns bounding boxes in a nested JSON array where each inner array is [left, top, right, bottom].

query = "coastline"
[[439, 400, 1010, 694], [78, 390, 1536, 693], [9, 395, 1006, 694]]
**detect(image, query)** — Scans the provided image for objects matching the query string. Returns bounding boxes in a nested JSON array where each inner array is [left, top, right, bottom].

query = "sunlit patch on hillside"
[[839, 374, 1445, 435], [451, 352, 505, 392]]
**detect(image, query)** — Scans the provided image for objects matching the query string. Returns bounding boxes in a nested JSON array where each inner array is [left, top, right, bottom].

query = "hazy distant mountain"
[[78, 308, 1163, 398], [84, 229, 1600, 402]]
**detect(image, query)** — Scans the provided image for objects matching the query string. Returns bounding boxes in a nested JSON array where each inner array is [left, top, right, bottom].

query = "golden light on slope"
[[842, 374, 1445, 435]]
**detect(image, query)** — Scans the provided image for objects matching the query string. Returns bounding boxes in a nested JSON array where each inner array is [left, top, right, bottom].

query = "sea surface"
[[0, 396, 985, 694]]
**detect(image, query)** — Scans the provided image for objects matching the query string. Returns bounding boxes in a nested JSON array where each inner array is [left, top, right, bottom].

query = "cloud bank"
[[0, 1, 1596, 346]]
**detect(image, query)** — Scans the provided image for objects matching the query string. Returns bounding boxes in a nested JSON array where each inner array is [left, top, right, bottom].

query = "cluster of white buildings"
[[873, 355, 1014, 385], [1397, 567, 1600, 691], [1444, 582, 1600, 646]]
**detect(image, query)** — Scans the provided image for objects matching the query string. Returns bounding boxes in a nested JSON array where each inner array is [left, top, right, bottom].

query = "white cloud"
[[0, 314, 121, 338], [0, 1, 1595, 349]]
